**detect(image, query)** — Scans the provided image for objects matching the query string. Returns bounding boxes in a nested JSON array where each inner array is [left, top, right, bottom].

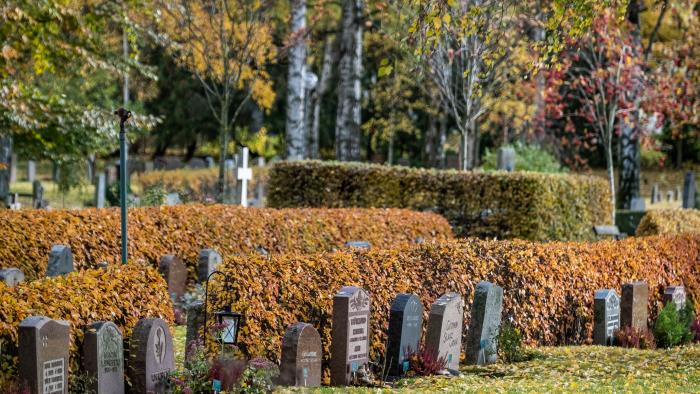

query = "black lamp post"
[[204, 270, 244, 350]]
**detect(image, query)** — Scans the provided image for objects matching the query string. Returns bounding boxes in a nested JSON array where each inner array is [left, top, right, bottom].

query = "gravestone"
[[96, 261, 109, 270], [683, 172, 696, 209], [10, 153, 17, 183], [663, 286, 686, 311], [128, 318, 174, 394], [630, 197, 645, 211], [187, 157, 207, 169], [51, 162, 60, 182], [666, 190, 674, 202], [205, 156, 215, 168], [425, 292, 463, 372], [676, 186, 682, 201], [144, 161, 155, 173], [18, 316, 70, 394], [198, 249, 222, 282], [466, 282, 504, 365], [497, 146, 516, 172], [104, 166, 117, 185], [593, 289, 620, 345], [0, 136, 11, 204], [236, 147, 252, 207], [279, 322, 322, 387], [651, 184, 660, 204], [0, 267, 25, 287], [385, 294, 423, 376], [621, 281, 648, 331], [95, 173, 106, 208], [32, 180, 46, 209], [47, 245, 73, 277], [158, 255, 187, 301], [9, 192, 21, 210], [185, 302, 205, 361], [83, 321, 124, 394], [164, 193, 181, 206], [345, 241, 371, 250], [330, 286, 371, 386], [27, 160, 36, 183]]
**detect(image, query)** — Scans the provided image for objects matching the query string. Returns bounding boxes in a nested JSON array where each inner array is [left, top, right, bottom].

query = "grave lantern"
[[216, 306, 242, 345]]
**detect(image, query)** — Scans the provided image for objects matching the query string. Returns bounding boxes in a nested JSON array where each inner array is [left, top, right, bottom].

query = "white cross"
[[236, 147, 253, 207]]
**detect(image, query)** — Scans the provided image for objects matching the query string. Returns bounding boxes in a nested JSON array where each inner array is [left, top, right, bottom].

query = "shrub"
[[497, 321, 527, 362], [0, 205, 452, 280], [207, 234, 700, 380], [405, 346, 448, 377], [0, 264, 173, 383], [613, 327, 656, 349], [481, 143, 565, 173], [268, 161, 611, 240], [636, 209, 700, 236], [653, 302, 695, 348]]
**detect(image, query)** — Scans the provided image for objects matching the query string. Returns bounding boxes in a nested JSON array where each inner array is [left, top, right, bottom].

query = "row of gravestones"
[[184, 282, 504, 388], [593, 281, 687, 345], [648, 172, 696, 208], [14, 316, 173, 394]]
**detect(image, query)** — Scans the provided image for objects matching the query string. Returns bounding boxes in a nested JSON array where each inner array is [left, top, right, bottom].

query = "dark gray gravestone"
[[651, 184, 660, 204], [128, 318, 174, 394], [593, 289, 620, 345], [425, 292, 463, 372], [497, 146, 516, 172], [185, 302, 204, 362], [96, 261, 109, 270], [198, 249, 222, 282], [0, 136, 11, 204], [683, 172, 696, 209], [279, 322, 322, 387], [18, 316, 70, 394], [666, 190, 674, 202], [345, 241, 371, 250], [0, 267, 25, 287], [27, 160, 36, 183], [663, 286, 686, 311], [158, 255, 187, 301], [47, 245, 73, 277], [621, 281, 648, 331], [330, 286, 371, 386], [32, 180, 45, 209], [83, 321, 124, 394], [465, 282, 504, 365], [385, 293, 423, 376]]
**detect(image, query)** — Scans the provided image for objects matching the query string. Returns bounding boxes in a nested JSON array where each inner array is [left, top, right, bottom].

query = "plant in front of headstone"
[[404, 345, 448, 377], [141, 183, 167, 206], [497, 322, 529, 363], [166, 341, 211, 394], [612, 327, 656, 350], [238, 357, 279, 393], [68, 371, 96, 394], [653, 302, 695, 348]]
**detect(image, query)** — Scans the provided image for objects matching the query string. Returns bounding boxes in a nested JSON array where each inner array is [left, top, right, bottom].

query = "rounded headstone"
[[279, 322, 322, 387], [83, 321, 124, 394], [128, 318, 174, 394], [0, 267, 25, 287]]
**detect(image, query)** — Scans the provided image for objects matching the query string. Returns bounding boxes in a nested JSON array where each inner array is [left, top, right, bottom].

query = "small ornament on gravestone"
[[425, 292, 464, 372], [465, 282, 504, 366], [18, 316, 70, 394], [185, 301, 205, 362], [385, 294, 423, 376], [279, 322, 322, 387], [158, 255, 187, 301], [344, 241, 371, 250], [128, 318, 174, 394], [83, 321, 124, 394], [682, 172, 696, 209], [0, 267, 25, 287], [663, 286, 686, 311], [497, 146, 516, 172], [330, 286, 371, 386], [47, 245, 73, 277], [621, 281, 648, 331], [593, 289, 620, 346], [198, 249, 222, 282]]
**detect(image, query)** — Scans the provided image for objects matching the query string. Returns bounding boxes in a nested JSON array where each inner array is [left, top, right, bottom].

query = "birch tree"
[[285, 0, 308, 160], [335, 0, 363, 161]]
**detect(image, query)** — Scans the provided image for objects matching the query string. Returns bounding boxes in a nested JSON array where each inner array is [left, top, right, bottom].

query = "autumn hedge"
[[636, 209, 700, 236], [0, 264, 173, 383], [268, 161, 612, 241], [208, 235, 700, 378], [0, 205, 453, 280]]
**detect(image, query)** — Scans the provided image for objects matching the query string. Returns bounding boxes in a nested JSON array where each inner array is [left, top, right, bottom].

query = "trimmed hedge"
[[209, 235, 700, 379], [0, 264, 173, 383], [268, 161, 612, 241], [637, 209, 700, 236], [0, 205, 452, 280]]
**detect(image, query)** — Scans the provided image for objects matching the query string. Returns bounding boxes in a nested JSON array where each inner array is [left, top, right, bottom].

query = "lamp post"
[[115, 108, 131, 265]]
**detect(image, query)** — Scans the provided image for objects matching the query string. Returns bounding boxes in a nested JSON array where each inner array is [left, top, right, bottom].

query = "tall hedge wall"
[[208, 235, 700, 378], [0, 205, 452, 279], [636, 209, 700, 236], [268, 161, 612, 241], [0, 264, 173, 383]]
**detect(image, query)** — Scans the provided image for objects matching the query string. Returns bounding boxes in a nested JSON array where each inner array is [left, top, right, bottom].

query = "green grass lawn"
[[9, 180, 94, 209]]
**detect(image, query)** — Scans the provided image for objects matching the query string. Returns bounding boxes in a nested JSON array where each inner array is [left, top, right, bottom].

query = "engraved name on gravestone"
[[593, 289, 620, 346], [621, 281, 648, 331], [128, 318, 174, 394], [0, 267, 25, 287], [198, 249, 222, 282], [330, 286, 371, 386], [279, 322, 322, 387], [18, 316, 70, 394], [385, 293, 423, 376], [47, 245, 73, 277], [663, 286, 686, 311], [466, 282, 504, 366], [425, 292, 463, 372], [158, 255, 187, 301], [83, 321, 124, 394]]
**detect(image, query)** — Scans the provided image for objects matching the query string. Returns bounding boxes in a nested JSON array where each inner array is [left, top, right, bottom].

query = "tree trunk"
[[438, 115, 447, 168], [606, 137, 616, 224], [285, 0, 308, 161], [426, 114, 437, 167], [310, 37, 335, 159], [218, 97, 230, 203], [335, 0, 363, 161]]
